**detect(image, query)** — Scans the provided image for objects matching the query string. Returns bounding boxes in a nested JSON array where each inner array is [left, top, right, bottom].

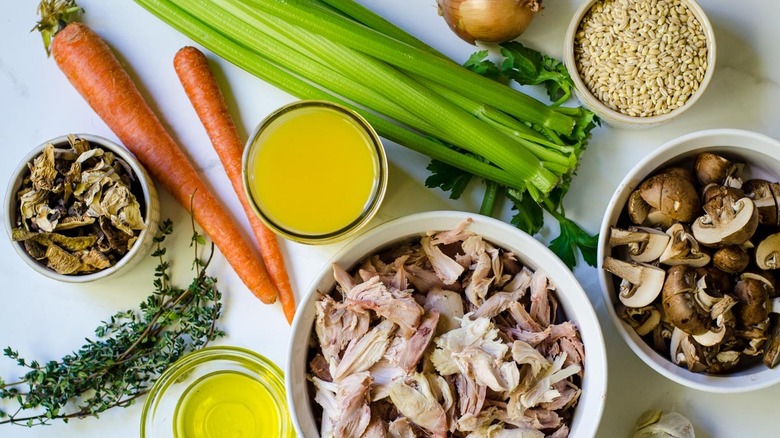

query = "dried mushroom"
[[605, 151, 780, 374], [11, 135, 146, 275]]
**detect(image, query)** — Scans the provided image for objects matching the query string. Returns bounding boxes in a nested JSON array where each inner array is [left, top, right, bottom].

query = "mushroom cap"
[[735, 277, 770, 326], [659, 223, 710, 267], [702, 184, 745, 205], [627, 190, 651, 225], [639, 174, 701, 223], [662, 265, 710, 335], [691, 196, 759, 246], [695, 152, 733, 186], [756, 233, 780, 270], [712, 245, 750, 274]]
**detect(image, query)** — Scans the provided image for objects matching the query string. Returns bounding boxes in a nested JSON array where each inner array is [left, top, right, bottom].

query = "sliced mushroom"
[[691, 196, 758, 246], [659, 223, 710, 267], [639, 173, 701, 223], [617, 304, 662, 336], [627, 190, 651, 225], [662, 265, 710, 335], [743, 179, 780, 227], [608, 226, 670, 263], [603, 257, 666, 308], [735, 276, 771, 326], [756, 233, 780, 270], [763, 314, 780, 368], [670, 327, 707, 372], [692, 313, 730, 347], [712, 245, 750, 274]]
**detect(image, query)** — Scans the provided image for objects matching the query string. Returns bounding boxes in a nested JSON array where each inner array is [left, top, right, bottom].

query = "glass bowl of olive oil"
[[141, 346, 293, 438]]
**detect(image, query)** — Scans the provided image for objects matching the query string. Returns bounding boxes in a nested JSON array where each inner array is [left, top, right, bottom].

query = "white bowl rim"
[[287, 210, 608, 437], [563, 0, 716, 127], [598, 128, 780, 392], [4, 133, 157, 283]]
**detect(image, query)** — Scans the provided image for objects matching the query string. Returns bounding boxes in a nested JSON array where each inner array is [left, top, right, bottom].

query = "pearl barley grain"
[[574, 0, 708, 117]]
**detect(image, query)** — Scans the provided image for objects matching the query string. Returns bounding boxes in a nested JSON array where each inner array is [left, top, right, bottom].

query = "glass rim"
[[140, 345, 293, 438], [241, 100, 388, 245]]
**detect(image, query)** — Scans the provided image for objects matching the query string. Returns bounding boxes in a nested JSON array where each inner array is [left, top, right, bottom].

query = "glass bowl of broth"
[[140, 346, 293, 438], [242, 100, 388, 244]]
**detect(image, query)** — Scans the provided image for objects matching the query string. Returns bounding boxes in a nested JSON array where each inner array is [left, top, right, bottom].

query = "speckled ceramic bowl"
[[599, 129, 780, 392], [563, 0, 716, 129], [4, 134, 159, 283], [287, 211, 608, 437]]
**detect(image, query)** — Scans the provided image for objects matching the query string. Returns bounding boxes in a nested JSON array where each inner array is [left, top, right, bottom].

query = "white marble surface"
[[1, 0, 779, 436]]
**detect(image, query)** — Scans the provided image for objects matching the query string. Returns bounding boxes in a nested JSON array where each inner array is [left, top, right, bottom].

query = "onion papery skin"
[[437, 0, 541, 45]]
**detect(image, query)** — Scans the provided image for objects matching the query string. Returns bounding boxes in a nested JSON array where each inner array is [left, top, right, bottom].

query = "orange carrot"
[[50, 23, 278, 304], [173, 46, 297, 323]]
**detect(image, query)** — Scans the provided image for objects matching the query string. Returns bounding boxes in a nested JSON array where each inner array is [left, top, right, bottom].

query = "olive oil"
[[173, 370, 282, 438], [246, 103, 382, 238]]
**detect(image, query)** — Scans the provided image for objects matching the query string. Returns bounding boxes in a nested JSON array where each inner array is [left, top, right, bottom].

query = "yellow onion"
[[437, 0, 542, 45]]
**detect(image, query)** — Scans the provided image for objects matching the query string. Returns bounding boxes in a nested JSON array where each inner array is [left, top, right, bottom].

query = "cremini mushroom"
[[659, 223, 710, 267], [617, 304, 662, 336], [603, 257, 666, 308], [695, 153, 744, 188], [702, 184, 745, 205], [691, 195, 758, 246], [735, 275, 771, 326], [662, 265, 710, 335], [627, 190, 651, 225], [756, 233, 780, 270], [644, 209, 675, 229], [609, 226, 670, 263], [639, 172, 701, 223], [712, 245, 750, 274], [743, 179, 780, 227]]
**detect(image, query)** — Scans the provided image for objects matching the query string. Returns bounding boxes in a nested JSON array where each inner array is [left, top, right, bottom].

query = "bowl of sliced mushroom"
[[4, 134, 159, 282], [288, 211, 608, 437], [599, 128, 780, 392]]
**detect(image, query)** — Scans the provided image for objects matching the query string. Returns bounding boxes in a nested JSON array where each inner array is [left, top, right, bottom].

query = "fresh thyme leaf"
[[425, 159, 473, 200], [499, 41, 573, 106], [0, 218, 224, 426]]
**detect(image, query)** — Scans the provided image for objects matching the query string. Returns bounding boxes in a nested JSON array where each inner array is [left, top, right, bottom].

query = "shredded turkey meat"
[[309, 219, 585, 437]]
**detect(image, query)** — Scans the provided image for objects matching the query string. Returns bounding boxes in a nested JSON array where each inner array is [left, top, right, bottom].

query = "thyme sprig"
[[0, 219, 224, 427]]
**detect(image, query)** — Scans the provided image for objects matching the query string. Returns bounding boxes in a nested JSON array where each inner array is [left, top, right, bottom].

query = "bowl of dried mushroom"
[[563, 0, 716, 128], [287, 211, 608, 437], [599, 129, 780, 392], [4, 134, 159, 282]]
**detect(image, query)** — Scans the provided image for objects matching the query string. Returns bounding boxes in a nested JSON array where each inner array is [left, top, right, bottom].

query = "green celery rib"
[[190, 0, 557, 194], [313, 0, 444, 58], [131, 0, 527, 191], [173, 0, 443, 141], [242, 0, 576, 135]]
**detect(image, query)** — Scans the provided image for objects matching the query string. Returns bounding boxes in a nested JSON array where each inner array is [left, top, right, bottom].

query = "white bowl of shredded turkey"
[[286, 211, 607, 437]]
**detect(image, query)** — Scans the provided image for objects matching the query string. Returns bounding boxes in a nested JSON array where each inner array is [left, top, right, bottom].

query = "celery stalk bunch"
[[134, 0, 599, 268]]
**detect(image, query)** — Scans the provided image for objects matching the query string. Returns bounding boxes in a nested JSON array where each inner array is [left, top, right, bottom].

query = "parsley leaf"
[[425, 159, 473, 199], [500, 41, 573, 106], [549, 215, 599, 269], [463, 50, 503, 80]]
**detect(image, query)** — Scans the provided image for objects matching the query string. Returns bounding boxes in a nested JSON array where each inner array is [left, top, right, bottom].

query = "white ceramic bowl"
[[4, 134, 160, 282], [287, 211, 608, 437], [563, 0, 716, 129], [598, 129, 780, 392]]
